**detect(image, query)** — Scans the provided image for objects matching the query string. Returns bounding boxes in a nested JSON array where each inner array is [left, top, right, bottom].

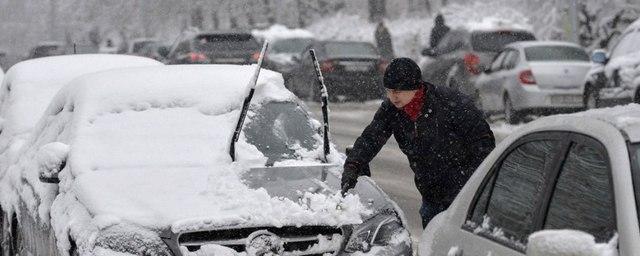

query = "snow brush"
[[229, 40, 269, 162]]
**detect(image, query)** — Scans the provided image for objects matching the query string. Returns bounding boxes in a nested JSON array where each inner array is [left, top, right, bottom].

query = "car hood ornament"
[[245, 230, 284, 256]]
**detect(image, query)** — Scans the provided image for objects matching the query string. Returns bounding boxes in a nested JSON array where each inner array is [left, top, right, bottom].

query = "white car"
[[419, 104, 640, 256], [0, 65, 412, 255], [584, 18, 640, 109], [0, 55, 162, 172], [476, 41, 591, 124]]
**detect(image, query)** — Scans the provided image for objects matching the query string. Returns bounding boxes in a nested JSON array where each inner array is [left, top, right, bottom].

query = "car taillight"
[[463, 53, 481, 75], [251, 52, 261, 61], [519, 70, 537, 85], [378, 59, 389, 73], [321, 60, 335, 73], [189, 52, 208, 63]]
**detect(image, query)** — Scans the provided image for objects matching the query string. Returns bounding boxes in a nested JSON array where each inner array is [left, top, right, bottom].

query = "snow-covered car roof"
[[32, 65, 367, 231], [506, 40, 583, 49], [0, 54, 162, 138], [508, 104, 640, 144]]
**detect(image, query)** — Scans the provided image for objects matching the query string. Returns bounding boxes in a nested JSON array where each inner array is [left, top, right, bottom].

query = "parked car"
[[0, 55, 162, 174], [263, 37, 314, 82], [584, 18, 640, 109], [166, 32, 261, 65], [138, 41, 171, 62], [126, 38, 159, 55], [419, 104, 640, 256], [476, 41, 591, 123], [0, 65, 412, 255], [289, 40, 387, 101], [421, 28, 536, 100], [26, 41, 66, 59]]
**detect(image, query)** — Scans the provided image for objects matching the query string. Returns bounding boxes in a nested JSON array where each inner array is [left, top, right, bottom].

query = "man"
[[429, 13, 450, 48], [375, 21, 394, 61], [341, 58, 495, 228]]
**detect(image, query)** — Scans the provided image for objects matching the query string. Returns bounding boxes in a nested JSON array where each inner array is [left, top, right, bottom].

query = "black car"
[[263, 37, 314, 82], [421, 29, 536, 101], [166, 32, 261, 65], [289, 40, 387, 101]]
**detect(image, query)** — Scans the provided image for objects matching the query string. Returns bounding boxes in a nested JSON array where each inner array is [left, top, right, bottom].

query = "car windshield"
[[524, 46, 590, 62], [471, 31, 536, 52], [244, 101, 319, 165], [271, 38, 313, 54], [195, 34, 260, 51], [324, 42, 378, 57]]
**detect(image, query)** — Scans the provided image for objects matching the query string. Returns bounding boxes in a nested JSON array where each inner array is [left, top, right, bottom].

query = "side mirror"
[[591, 49, 608, 65], [421, 48, 436, 57], [526, 230, 616, 256], [157, 46, 170, 58], [37, 142, 70, 184]]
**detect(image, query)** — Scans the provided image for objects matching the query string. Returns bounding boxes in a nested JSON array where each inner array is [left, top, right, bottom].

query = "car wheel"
[[504, 95, 520, 124], [585, 88, 599, 110]]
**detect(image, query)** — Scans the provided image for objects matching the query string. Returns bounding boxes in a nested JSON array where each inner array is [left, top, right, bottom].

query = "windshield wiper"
[[229, 40, 269, 162], [309, 49, 331, 163]]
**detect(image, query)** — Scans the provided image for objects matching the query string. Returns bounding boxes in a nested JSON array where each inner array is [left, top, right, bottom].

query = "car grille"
[[178, 226, 343, 255]]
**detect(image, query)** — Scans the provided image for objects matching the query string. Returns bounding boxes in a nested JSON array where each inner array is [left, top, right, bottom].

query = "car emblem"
[[245, 230, 285, 256]]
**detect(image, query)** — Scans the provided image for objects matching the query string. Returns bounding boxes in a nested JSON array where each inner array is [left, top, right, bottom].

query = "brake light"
[[321, 60, 335, 73], [519, 70, 536, 85], [251, 52, 261, 61], [378, 59, 389, 73], [189, 52, 208, 63], [463, 53, 481, 75]]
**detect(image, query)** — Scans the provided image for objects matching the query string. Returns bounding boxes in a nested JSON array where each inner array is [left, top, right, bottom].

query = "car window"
[[244, 101, 319, 165], [544, 142, 615, 242], [271, 38, 313, 54], [468, 139, 561, 248], [471, 31, 536, 53], [610, 29, 640, 59], [324, 42, 378, 57], [194, 34, 260, 52], [524, 46, 589, 62], [501, 50, 519, 70], [489, 51, 507, 72]]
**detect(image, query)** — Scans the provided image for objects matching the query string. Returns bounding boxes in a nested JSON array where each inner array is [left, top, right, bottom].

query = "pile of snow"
[[252, 24, 314, 43], [527, 230, 618, 256], [306, 1, 532, 60]]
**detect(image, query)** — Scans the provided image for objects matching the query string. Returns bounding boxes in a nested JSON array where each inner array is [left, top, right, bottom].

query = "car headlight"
[[345, 213, 405, 253], [94, 224, 173, 256]]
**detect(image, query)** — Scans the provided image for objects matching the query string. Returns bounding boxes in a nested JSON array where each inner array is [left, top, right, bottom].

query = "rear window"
[[271, 38, 313, 54], [33, 45, 64, 58], [524, 46, 589, 62], [324, 42, 378, 57], [471, 31, 536, 52], [132, 41, 155, 53], [194, 34, 260, 51]]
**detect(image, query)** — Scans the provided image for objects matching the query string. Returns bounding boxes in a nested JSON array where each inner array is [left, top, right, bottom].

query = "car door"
[[436, 132, 567, 256], [477, 50, 508, 112], [499, 49, 522, 110], [540, 133, 617, 247]]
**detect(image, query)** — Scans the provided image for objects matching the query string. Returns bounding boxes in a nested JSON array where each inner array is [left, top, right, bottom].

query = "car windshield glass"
[[244, 101, 319, 165], [195, 34, 260, 51], [471, 31, 536, 52], [324, 42, 378, 57], [271, 38, 313, 54], [525, 46, 589, 62]]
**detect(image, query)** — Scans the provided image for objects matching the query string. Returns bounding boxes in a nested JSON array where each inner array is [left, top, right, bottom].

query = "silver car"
[[476, 41, 591, 124], [419, 105, 640, 256]]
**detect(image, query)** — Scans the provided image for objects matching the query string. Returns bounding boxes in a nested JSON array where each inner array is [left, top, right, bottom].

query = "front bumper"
[[511, 85, 584, 111]]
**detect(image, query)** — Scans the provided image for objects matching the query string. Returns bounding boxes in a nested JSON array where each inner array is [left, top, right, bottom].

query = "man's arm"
[[452, 95, 496, 168], [345, 101, 394, 169]]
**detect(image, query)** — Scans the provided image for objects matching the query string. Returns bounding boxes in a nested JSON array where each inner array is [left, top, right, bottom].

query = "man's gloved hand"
[[341, 161, 360, 195]]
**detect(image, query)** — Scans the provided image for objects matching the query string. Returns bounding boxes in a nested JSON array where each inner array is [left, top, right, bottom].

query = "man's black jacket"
[[345, 83, 495, 204]]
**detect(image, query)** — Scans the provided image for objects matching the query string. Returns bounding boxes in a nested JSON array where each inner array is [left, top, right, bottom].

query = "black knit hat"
[[383, 58, 422, 90]]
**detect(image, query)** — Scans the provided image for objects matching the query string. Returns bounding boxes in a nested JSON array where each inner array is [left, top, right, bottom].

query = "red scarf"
[[402, 86, 425, 122]]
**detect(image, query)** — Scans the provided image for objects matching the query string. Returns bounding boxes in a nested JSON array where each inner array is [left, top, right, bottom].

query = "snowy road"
[[306, 100, 520, 243]]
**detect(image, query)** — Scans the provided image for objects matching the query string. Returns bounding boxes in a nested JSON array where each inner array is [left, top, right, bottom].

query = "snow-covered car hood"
[[72, 164, 387, 233]]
